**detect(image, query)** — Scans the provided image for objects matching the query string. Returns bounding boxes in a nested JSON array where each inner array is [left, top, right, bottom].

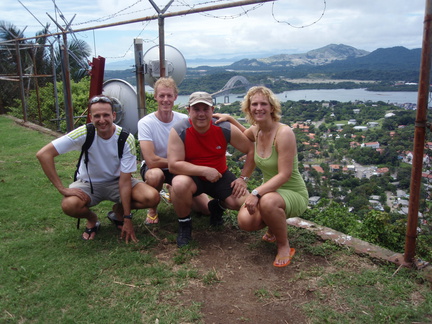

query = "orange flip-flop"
[[273, 248, 296, 268]]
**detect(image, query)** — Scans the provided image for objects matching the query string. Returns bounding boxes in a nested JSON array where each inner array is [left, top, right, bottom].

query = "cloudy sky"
[[1, 0, 426, 65]]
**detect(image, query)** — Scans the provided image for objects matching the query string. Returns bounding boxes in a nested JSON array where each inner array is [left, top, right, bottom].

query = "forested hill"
[[223, 45, 420, 71], [312, 47, 421, 82]]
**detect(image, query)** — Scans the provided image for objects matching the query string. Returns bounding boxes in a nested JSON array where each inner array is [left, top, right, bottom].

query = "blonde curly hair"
[[241, 86, 281, 125]]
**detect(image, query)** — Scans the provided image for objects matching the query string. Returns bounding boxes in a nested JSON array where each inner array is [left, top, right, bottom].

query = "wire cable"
[[271, 0, 326, 28]]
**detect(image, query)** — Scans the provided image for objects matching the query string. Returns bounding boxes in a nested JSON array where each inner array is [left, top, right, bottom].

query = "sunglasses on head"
[[89, 96, 112, 104]]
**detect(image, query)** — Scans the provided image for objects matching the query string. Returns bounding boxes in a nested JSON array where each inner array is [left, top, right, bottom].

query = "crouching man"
[[36, 95, 160, 243], [168, 91, 255, 247]]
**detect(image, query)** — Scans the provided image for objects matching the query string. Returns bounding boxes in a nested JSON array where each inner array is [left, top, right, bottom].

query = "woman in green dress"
[[215, 86, 308, 267]]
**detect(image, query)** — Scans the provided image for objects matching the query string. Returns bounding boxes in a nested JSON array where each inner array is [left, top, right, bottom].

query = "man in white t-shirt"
[[36, 95, 160, 242], [138, 77, 209, 224]]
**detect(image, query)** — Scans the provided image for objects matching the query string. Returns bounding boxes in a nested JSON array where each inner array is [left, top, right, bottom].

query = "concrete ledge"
[[287, 217, 432, 281], [5, 115, 63, 138]]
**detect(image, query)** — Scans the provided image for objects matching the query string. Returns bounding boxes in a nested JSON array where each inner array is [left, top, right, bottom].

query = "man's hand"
[[203, 168, 222, 183], [230, 178, 248, 198], [60, 187, 89, 202], [120, 220, 139, 244]]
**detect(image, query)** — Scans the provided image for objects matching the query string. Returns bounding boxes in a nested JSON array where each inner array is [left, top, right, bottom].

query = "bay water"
[[175, 88, 420, 106]]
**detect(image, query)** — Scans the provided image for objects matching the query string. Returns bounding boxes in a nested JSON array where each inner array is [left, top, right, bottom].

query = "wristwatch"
[[251, 189, 261, 199], [123, 214, 133, 219], [239, 176, 249, 182]]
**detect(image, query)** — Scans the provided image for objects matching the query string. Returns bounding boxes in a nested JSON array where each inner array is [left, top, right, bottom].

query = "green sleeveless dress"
[[255, 129, 309, 217]]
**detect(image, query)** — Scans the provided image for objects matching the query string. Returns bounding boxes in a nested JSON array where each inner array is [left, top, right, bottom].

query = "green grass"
[[0, 116, 202, 323], [1, 115, 432, 323], [302, 264, 432, 323]]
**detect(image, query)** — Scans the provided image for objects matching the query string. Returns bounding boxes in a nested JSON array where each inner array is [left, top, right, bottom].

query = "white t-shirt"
[[137, 111, 188, 165], [52, 124, 137, 183]]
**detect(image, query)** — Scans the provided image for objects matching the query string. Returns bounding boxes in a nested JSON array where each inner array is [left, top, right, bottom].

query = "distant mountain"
[[224, 44, 421, 71], [105, 44, 368, 70], [209, 44, 421, 82], [230, 44, 370, 68], [327, 46, 422, 71]]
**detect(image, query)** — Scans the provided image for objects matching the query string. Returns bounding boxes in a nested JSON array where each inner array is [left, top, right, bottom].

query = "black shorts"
[[192, 170, 236, 200], [140, 163, 175, 185]]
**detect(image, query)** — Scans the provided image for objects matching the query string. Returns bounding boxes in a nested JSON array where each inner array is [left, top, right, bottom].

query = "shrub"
[[302, 201, 361, 234]]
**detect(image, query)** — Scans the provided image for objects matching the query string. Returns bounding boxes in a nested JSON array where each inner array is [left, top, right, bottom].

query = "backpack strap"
[[74, 123, 95, 194], [117, 128, 130, 159], [75, 123, 95, 229]]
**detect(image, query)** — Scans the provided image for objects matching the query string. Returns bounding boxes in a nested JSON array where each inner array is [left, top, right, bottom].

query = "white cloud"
[[0, 0, 426, 64]]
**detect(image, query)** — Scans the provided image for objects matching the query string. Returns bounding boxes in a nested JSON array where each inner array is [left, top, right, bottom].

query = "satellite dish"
[[102, 79, 138, 135], [143, 44, 187, 88]]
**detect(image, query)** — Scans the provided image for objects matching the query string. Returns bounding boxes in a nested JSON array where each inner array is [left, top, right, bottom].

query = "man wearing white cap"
[[168, 91, 255, 247]]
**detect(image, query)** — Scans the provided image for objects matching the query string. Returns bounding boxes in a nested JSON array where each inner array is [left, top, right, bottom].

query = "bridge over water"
[[211, 76, 254, 103]]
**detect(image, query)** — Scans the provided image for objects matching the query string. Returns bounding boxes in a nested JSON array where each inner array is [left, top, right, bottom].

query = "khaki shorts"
[[70, 178, 142, 207]]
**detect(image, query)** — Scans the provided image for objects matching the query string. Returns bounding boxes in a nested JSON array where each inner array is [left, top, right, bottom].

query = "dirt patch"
[[152, 226, 367, 324]]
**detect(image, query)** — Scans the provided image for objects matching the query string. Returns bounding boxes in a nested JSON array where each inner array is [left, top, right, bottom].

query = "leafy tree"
[[55, 38, 92, 82], [0, 21, 26, 113], [302, 201, 361, 234], [334, 137, 351, 151], [318, 123, 327, 133], [0, 20, 91, 117], [7, 78, 91, 131], [354, 210, 404, 252], [396, 165, 412, 190], [350, 147, 381, 165], [345, 194, 370, 212], [417, 219, 432, 261]]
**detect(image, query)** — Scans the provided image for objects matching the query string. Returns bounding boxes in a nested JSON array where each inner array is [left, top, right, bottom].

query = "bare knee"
[[237, 208, 263, 231], [223, 195, 245, 211], [132, 183, 160, 207], [61, 196, 88, 217], [237, 218, 253, 231], [145, 168, 164, 189], [148, 187, 161, 205], [259, 195, 285, 217], [171, 176, 195, 195]]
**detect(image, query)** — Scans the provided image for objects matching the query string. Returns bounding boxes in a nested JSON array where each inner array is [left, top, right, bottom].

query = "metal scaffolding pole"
[[134, 38, 146, 119], [404, 0, 432, 263], [15, 41, 27, 122]]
